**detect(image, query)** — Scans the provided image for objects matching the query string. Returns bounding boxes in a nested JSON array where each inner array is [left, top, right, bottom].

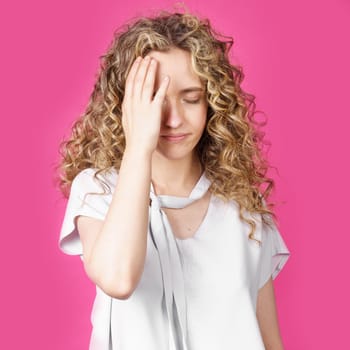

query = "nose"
[[162, 99, 184, 128]]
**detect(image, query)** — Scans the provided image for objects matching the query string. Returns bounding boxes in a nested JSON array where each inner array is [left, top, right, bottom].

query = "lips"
[[161, 133, 189, 142]]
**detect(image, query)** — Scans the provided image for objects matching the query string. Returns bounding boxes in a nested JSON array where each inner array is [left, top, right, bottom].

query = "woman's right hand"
[[121, 55, 170, 155]]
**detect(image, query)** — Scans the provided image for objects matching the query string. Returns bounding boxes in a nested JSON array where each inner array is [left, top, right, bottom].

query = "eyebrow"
[[179, 87, 204, 94]]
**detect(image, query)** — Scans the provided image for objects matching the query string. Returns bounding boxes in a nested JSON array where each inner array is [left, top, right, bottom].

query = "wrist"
[[123, 144, 153, 161]]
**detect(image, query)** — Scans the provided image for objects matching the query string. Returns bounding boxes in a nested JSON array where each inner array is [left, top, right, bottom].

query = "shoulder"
[[209, 194, 243, 216], [71, 167, 118, 194]]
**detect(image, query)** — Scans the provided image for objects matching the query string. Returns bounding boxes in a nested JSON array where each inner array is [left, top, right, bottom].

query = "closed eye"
[[184, 99, 200, 104]]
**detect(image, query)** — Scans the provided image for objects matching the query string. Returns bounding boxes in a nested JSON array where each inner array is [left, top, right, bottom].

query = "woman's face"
[[148, 47, 208, 161]]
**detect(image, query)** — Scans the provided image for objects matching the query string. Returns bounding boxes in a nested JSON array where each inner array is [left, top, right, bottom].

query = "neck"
[[151, 151, 203, 196]]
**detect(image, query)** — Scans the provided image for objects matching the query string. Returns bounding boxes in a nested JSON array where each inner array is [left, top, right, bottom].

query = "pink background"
[[1, 0, 349, 348]]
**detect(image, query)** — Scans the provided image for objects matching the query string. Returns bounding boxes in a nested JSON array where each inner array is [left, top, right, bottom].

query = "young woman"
[[57, 11, 290, 350]]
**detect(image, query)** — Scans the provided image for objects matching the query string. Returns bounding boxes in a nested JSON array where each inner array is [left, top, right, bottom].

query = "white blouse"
[[59, 168, 290, 350]]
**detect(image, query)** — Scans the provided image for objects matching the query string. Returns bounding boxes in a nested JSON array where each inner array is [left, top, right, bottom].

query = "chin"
[[155, 147, 195, 161]]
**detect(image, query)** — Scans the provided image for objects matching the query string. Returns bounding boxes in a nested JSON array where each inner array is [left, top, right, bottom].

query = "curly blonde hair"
[[56, 11, 277, 243]]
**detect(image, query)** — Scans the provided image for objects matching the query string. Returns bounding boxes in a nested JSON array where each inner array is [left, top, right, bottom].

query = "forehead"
[[148, 48, 203, 89]]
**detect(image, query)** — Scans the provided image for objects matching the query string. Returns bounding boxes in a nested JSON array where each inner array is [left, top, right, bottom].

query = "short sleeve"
[[58, 168, 112, 256], [258, 219, 290, 289]]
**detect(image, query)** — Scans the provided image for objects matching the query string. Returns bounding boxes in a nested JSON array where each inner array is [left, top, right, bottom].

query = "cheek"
[[196, 106, 208, 129]]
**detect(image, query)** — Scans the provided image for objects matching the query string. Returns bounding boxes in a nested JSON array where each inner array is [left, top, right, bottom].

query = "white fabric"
[[59, 168, 290, 350]]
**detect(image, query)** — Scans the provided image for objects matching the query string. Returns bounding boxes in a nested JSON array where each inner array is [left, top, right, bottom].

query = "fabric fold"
[[149, 173, 211, 350]]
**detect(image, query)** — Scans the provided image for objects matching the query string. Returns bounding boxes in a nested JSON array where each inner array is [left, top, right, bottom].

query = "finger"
[[124, 56, 142, 99], [142, 58, 157, 102], [132, 56, 152, 99], [153, 76, 170, 106]]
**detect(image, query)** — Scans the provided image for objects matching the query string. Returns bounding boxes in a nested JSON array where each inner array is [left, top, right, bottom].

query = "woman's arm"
[[76, 56, 169, 300], [256, 277, 285, 350], [77, 149, 152, 299]]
